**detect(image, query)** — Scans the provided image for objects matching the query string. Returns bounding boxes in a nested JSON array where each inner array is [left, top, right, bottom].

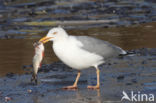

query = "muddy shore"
[[0, 0, 156, 103], [0, 0, 156, 38], [0, 48, 156, 103]]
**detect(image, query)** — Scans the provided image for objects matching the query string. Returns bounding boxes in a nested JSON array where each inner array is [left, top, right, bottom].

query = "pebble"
[[27, 89, 32, 93]]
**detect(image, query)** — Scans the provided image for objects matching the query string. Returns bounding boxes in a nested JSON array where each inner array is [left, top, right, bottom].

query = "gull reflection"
[[75, 89, 102, 103]]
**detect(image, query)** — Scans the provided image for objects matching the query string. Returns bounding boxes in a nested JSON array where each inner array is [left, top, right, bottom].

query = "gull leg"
[[31, 73, 35, 82], [31, 73, 38, 85], [63, 71, 81, 90], [87, 67, 100, 89]]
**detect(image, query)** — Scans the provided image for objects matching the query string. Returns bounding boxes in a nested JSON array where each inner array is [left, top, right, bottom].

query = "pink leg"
[[63, 71, 81, 90], [87, 68, 100, 89]]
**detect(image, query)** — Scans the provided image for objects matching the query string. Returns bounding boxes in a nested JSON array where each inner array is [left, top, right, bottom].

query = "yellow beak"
[[39, 36, 52, 44]]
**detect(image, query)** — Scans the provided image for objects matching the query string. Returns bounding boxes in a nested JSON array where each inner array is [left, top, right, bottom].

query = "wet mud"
[[0, 0, 156, 38], [0, 48, 156, 103], [0, 0, 156, 103]]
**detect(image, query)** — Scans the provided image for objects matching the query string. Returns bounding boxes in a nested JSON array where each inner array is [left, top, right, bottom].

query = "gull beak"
[[39, 36, 52, 44]]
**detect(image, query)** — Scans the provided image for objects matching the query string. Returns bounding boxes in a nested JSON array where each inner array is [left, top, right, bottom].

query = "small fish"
[[31, 42, 44, 84]]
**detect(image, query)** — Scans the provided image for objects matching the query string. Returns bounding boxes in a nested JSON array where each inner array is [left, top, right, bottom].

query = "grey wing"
[[76, 36, 126, 59]]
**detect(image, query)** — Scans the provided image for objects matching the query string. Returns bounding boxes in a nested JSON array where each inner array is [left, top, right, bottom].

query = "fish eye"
[[53, 32, 57, 35]]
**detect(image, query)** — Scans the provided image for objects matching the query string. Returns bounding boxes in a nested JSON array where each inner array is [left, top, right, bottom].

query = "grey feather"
[[76, 36, 126, 59]]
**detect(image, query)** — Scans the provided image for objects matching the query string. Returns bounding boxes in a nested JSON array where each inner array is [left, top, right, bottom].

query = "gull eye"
[[53, 32, 57, 35]]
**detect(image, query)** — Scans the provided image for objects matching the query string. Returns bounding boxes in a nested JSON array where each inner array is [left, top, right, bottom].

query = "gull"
[[39, 27, 126, 89]]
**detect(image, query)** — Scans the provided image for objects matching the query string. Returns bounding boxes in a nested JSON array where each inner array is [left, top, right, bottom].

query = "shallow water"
[[0, 22, 156, 76]]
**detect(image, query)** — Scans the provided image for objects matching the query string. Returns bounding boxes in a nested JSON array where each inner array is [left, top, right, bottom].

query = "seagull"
[[39, 27, 126, 89]]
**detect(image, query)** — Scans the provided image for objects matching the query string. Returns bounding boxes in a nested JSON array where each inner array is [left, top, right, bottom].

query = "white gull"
[[39, 27, 126, 89]]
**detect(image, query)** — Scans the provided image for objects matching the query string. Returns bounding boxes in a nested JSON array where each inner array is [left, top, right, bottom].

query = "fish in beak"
[[31, 42, 44, 85], [39, 36, 52, 44]]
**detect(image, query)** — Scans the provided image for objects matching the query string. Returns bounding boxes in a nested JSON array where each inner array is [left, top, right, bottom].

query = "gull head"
[[39, 27, 68, 43]]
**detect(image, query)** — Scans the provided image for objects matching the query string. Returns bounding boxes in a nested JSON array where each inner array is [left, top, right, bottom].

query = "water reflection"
[[74, 89, 102, 103], [32, 95, 40, 103], [30, 88, 101, 103], [0, 39, 57, 76], [0, 22, 155, 76]]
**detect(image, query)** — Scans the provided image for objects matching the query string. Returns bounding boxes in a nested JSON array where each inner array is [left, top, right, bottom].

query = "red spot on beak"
[[42, 51, 44, 57], [39, 51, 44, 68]]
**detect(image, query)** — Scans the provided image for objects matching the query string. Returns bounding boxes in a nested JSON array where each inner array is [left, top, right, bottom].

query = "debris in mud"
[[5, 97, 12, 102], [125, 82, 132, 85], [117, 75, 124, 80], [6, 72, 14, 78], [27, 89, 32, 93], [131, 78, 137, 84]]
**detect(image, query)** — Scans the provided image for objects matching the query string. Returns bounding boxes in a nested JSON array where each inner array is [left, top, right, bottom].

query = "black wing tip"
[[119, 51, 136, 57]]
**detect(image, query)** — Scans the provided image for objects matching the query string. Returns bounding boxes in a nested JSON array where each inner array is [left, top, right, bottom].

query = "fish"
[[31, 42, 44, 84]]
